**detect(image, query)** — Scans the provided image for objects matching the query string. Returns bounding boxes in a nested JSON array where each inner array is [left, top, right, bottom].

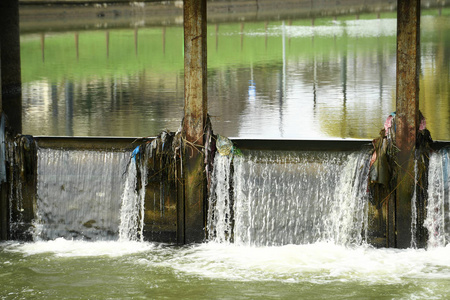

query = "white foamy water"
[[208, 150, 370, 246], [4, 240, 450, 286], [171, 243, 450, 284], [2, 240, 450, 299], [5, 238, 154, 257]]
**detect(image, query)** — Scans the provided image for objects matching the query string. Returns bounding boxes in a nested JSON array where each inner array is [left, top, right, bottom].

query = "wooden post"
[[181, 0, 207, 244], [0, 0, 22, 134], [395, 0, 420, 248]]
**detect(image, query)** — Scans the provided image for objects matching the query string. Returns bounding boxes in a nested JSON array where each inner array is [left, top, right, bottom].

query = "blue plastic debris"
[[132, 146, 140, 162]]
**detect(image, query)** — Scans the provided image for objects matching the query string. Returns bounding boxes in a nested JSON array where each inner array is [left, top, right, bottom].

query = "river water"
[[20, 8, 450, 140], [6, 7, 450, 299], [1, 240, 450, 299]]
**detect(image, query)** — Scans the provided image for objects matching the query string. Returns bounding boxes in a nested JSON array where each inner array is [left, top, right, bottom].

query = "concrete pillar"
[[0, 68, 5, 239], [0, 0, 22, 240], [0, 0, 22, 134], [181, 0, 207, 244], [0, 45, 2, 111], [395, 0, 421, 248]]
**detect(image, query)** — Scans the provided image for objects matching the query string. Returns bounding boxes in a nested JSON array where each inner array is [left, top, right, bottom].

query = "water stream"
[[118, 158, 147, 242], [208, 150, 371, 246], [34, 148, 130, 241]]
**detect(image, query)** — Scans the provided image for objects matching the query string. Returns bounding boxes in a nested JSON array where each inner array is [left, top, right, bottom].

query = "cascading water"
[[207, 155, 233, 243], [411, 160, 419, 248], [208, 149, 371, 246], [35, 148, 132, 241], [118, 157, 147, 242], [33, 134, 179, 243], [425, 148, 450, 248]]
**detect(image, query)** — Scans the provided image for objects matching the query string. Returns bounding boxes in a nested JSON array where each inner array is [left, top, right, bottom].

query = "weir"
[[0, 0, 448, 249], [2, 137, 448, 248]]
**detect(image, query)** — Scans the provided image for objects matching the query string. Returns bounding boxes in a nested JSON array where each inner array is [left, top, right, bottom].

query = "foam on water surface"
[[5, 239, 450, 286], [5, 238, 154, 258], [162, 242, 450, 284]]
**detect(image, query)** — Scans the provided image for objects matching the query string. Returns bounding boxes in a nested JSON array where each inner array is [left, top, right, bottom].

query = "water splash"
[[208, 150, 371, 246]]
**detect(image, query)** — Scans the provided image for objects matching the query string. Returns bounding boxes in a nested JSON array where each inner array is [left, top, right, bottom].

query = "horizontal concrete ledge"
[[34, 136, 450, 152], [34, 136, 372, 152], [232, 138, 373, 151], [34, 136, 147, 151], [20, 0, 168, 3]]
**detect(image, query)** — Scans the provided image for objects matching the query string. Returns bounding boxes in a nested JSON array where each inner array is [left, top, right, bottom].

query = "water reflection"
[[21, 11, 450, 140]]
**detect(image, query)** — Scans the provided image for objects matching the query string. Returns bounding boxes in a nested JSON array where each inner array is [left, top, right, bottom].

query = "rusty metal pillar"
[[181, 0, 207, 244], [395, 0, 421, 248], [0, 0, 22, 134]]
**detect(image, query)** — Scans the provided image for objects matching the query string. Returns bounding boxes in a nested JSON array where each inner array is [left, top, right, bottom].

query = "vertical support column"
[[181, 0, 207, 244], [0, 39, 5, 241], [0, 65, 5, 240], [0, 0, 22, 240], [395, 0, 420, 248], [0, 0, 22, 134]]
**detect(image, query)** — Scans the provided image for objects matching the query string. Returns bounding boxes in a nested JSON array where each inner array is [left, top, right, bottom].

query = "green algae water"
[[20, 9, 450, 140], [2, 240, 450, 299]]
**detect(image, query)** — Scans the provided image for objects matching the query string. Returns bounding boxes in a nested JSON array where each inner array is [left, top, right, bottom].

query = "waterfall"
[[207, 155, 233, 243], [118, 159, 147, 242], [425, 148, 450, 248], [35, 149, 129, 241], [410, 160, 418, 248], [208, 149, 371, 246]]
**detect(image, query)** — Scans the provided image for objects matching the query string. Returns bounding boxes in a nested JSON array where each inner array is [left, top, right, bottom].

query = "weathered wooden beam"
[[0, 0, 22, 134], [395, 0, 421, 248], [182, 0, 207, 244]]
